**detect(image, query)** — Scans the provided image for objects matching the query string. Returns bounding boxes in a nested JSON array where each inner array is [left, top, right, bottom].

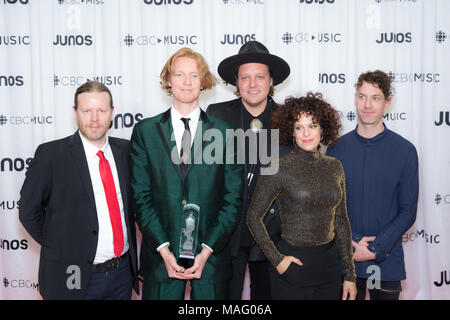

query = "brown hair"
[[74, 81, 113, 110], [355, 70, 393, 99], [160, 47, 216, 95], [272, 92, 342, 146]]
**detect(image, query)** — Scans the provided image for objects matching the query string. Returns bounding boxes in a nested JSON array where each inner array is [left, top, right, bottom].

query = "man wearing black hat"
[[206, 41, 290, 300]]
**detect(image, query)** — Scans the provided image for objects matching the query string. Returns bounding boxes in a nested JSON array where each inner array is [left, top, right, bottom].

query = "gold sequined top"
[[246, 144, 356, 282]]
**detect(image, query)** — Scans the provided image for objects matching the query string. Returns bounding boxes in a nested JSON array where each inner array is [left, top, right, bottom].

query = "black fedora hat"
[[217, 41, 290, 86]]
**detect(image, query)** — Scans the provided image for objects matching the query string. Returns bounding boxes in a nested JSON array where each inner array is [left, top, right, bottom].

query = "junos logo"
[[0, 75, 24, 87], [319, 73, 345, 84], [0, 157, 33, 172], [220, 33, 256, 45], [143, 0, 194, 5], [434, 269, 450, 287], [376, 32, 412, 44], [434, 111, 450, 126], [0, 238, 28, 250], [299, 0, 335, 4], [53, 34, 93, 46], [110, 113, 143, 129]]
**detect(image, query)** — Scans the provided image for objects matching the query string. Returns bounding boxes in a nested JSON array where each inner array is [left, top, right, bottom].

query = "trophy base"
[[178, 257, 194, 269]]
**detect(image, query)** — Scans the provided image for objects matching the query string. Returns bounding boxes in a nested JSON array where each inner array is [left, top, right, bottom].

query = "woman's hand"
[[342, 280, 357, 300], [276, 256, 303, 275]]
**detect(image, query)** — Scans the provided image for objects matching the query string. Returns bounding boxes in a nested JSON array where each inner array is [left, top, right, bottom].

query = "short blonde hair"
[[160, 47, 216, 95]]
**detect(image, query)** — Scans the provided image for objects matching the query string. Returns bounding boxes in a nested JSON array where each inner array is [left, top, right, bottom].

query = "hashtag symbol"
[[54, 75, 60, 87], [123, 34, 134, 47], [0, 115, 7, 126], [435, 193, 442, 205], [3, 277, 9, 288], [347, 111, 356, 122], [436, 31, 447, 43], [282, 32, 293, 45]]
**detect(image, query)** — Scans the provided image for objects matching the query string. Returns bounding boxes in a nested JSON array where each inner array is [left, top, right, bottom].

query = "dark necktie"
[[180, 118, 191, 167], [97, 150, 124, 258]]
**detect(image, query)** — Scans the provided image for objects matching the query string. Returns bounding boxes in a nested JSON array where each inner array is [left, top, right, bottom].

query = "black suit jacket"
[[19, 131, 139, 299], [207, 97, 292, 261]]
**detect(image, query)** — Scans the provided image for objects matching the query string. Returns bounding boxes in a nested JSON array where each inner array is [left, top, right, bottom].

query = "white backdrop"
[[1, 0, 449, 300]]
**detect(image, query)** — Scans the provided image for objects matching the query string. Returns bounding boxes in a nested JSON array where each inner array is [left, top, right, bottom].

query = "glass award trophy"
[[178, 203, 200, 269]]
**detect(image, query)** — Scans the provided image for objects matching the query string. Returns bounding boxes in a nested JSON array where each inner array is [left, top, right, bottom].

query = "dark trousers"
[[356, 278, 401, 300], [270, 239, 341, 300], [142, 279, 229, 300], [83, 254, 133, 300], [229, 246, 272, 300]]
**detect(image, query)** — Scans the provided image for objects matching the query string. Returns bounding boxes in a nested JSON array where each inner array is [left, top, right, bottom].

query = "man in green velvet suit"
[[130, 48, 243, 300]]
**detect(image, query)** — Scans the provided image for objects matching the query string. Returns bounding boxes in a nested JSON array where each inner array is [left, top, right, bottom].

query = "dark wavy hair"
[[356, 70, 393, 99], [272, 92, 342, 146]]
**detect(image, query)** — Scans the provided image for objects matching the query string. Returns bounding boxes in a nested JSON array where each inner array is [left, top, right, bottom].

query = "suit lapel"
[[68, 131, 97, 214], [156, 108, 184, 180]]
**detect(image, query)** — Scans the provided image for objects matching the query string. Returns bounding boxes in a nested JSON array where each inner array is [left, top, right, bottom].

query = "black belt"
[[92, 251, 129, 273]]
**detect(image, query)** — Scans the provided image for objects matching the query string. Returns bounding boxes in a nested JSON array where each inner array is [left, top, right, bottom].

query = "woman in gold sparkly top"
[[246, 92, 356, 300]]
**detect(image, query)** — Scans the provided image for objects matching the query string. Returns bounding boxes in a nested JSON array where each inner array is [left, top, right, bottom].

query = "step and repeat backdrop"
[[1, 0, 449, 300]]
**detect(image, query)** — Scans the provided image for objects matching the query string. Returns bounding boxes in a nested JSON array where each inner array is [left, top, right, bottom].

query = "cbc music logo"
[[434, 111, 450, 127], [54, 75, 123, 87], [1, 0, 28, 4], [435, 193, 450, 205], [220, 33, 256, 45], [299, 0, 335, 4], [0, 114, 53, 127], [387, 71, 440, 83], [346, 111, 356, 122], [0, 200, 20, 211], [376, 32, 412, 44], [345, 111, 406, 122], [143, 0, 194, 5], [436, 31, 447, 44], [222, 0, 264, 4], [123, 34, 198, 47], [0, 238, 28, 251], [3, 277, 38, 290], [0, 75, 24, 87], [402, 229, 440, 245], [0, 35, 30, 46], [53, 34, 93, 46], [57, 0, 104, 5], [0, 157, 32, 172], [319, 73, 345, 84], [281, 32, 342, 45]]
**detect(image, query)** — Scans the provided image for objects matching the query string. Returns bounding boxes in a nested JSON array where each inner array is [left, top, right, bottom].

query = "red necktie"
[[97, 150, 124, 258]]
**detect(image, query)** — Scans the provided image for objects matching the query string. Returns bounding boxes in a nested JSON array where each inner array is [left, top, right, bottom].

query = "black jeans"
[[356, 277, 401, 300]]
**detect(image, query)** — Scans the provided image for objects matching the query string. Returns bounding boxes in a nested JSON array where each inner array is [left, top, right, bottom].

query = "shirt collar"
[[78, 131, 110, 160], [170, 105, 201, 122], [353, 123, 389, 144]]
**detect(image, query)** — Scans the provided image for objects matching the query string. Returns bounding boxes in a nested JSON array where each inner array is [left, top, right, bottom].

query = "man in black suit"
[[206, 41, 290, 300], [19, 81, 139, 300]]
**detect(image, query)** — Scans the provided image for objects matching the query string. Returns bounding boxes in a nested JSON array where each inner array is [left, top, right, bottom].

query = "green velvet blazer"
[[130, 108, 243, 284]]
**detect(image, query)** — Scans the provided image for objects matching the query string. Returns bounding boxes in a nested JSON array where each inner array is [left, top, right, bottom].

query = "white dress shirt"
[[79, 132, 129, 264], [156, 106, 213, 254]]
